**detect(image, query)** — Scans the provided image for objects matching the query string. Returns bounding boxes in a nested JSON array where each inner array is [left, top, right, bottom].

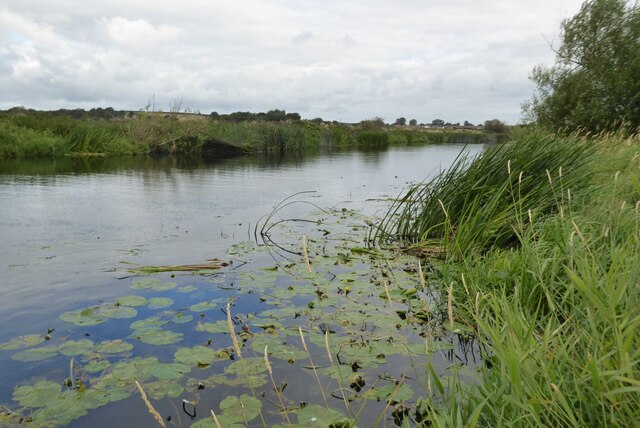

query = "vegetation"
[[374, 130, 640, 426], [0, 108, 493, 159], [525, 0, 640, 133]]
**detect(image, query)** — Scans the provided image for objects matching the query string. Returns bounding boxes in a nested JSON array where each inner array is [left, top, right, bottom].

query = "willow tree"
[[525, 0, 640, 133]]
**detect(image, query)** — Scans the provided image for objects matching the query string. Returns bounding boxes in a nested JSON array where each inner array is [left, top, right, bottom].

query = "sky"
[[0, 1, 586, 124]]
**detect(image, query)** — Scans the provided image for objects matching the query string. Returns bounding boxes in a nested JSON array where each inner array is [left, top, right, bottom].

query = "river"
[[0, 143, 484, 427]]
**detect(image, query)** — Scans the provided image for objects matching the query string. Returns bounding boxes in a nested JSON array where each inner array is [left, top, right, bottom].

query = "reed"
[[382, 130, 640, 426]]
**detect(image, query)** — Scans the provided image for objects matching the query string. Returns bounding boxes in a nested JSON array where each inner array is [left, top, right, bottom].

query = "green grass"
[[375, 130, 640, 426], [0, 109, 496, 159]]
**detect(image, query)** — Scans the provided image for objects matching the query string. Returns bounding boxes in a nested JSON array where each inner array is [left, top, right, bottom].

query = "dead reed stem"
[[226, 302, 242, 358], [135, 381, 167, 428], [263, 345, 291, 424], [302, 235, 311, 272], [299, 327, 329, 408]]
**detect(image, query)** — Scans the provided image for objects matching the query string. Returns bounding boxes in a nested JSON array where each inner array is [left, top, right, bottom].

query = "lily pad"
[[115, 295, 148, 307], [190, 300, 220, 312], [145, 380, 184, 400], [295, 404, 347, 427], [0, 334, 45, 350], [147, 297, 174, 309], [177, 285, 198, 293], [95, 340, 134, 354], [196, 320, 229, 334], [149, 362, 191, 380], [59, 339, 94, 356], [131, 278, 177, 291], [12, 346, 58, 362], [13, 380, 62, 407], [134, 329, 183, 345], [218, 394, 262, 425], [225, 357, 267, 377], [363, 383, 414, 402], [130, 316, 166, 331], [84, 360, 110, 373], [174, 346, 230, 367], [60, 304, 137, 326]]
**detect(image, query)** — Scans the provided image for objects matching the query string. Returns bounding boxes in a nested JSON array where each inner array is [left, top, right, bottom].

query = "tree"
[[525, 0, 640, 133], [484, 119, 508, 133], [464, 120, 473, 127], [409, 119, 417, 126], [394, 117, 407, 126], [431, 119, 445, 126]]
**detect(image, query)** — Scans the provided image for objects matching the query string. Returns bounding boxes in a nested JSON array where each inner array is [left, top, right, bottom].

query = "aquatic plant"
[[376, 130, 640, 426]]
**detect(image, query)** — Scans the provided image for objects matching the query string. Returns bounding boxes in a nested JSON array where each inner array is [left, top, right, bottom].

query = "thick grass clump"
[[357, 130, 389, 148], [374, 129, 598, 259], [377, 130, 640, 426]]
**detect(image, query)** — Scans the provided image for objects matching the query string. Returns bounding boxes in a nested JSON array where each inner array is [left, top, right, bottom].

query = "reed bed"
[[375, 130, 640, 426]]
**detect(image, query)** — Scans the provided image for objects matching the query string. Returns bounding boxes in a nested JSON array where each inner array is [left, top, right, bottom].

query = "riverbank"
[[0, 109, 503, 158], [375, 129, 640, 426]]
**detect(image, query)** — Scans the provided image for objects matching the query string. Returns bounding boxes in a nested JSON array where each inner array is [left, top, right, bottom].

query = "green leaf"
[[174, 346, 230, 367], [115, 295, 147, 307], [134, 329, 183, 345], [149, 362, 191, 380], [0, 334, 45, 350], [147, 297, 174, 309], [58, 339, 94, 356], [12, 347, 58, 362], [295, 404, 347, 427], [95, 340, 134, 354]]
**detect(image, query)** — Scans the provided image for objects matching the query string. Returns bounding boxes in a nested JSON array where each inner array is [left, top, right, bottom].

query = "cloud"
[[0, 0, 586, 123]]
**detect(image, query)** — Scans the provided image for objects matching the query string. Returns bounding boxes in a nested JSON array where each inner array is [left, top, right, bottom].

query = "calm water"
[[0, 144, 484, 426]]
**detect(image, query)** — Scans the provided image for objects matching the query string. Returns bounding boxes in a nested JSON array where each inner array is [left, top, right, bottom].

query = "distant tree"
[[524, 0, 640, 133], [409, 119, 417, 126], [285, 112, 301, 121], [360, 117, 385, 129], [210, 111, 219, 118], [265, 109, 287, 121], [431, 119, 445, 126], [394, 117, 407, 126], [464, 120, 473, 127], [484, 119, 508, 133], [310, 117, 324, 124]]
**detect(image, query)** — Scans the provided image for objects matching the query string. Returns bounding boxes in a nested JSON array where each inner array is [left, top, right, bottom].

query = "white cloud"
[[0, 1, 586, 123]]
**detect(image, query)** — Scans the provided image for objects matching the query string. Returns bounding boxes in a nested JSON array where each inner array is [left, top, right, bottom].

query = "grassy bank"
[[0, 109, 497, 158], [374, 130, 640, 426]]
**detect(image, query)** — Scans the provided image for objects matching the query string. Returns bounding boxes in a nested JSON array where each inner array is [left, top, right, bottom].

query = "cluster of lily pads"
[[0, 207, 474, 427]]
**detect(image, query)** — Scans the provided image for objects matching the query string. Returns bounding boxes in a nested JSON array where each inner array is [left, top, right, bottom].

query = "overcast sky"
[[1, 1, 585, 124]]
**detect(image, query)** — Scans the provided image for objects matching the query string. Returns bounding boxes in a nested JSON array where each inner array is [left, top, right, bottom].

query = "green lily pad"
[[84, 360, 110, 373], [217, 394, 262, 425], [95, 340, 134, 354], [190, 300, 220, 312], [249, 335, 306, 362], [145, 380, 184, 400], [363, 383, 414, 402], [12, 346, 58, 362], [130, 316, 166, 331], [13, 380, 62, 407], [60, 304, 137, 326], [131, 278, 177, 291], [149, 362, 191, 380], [195, 320, 229, 334], [166, 311, 193, 324], [174, 346, 230, 367], [177, 285, 198, 293], [134, 329, 183, 345], [295, 404, 347, 427], [115, 295, 148, 307], [0, 334, 45, 350], [59, 339, 94, 356], [225, 357, 267, 377], [148, 297, 174, 309]]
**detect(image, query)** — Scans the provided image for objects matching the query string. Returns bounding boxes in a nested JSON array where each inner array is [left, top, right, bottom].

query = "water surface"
[[0, 144, 484, 426]]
